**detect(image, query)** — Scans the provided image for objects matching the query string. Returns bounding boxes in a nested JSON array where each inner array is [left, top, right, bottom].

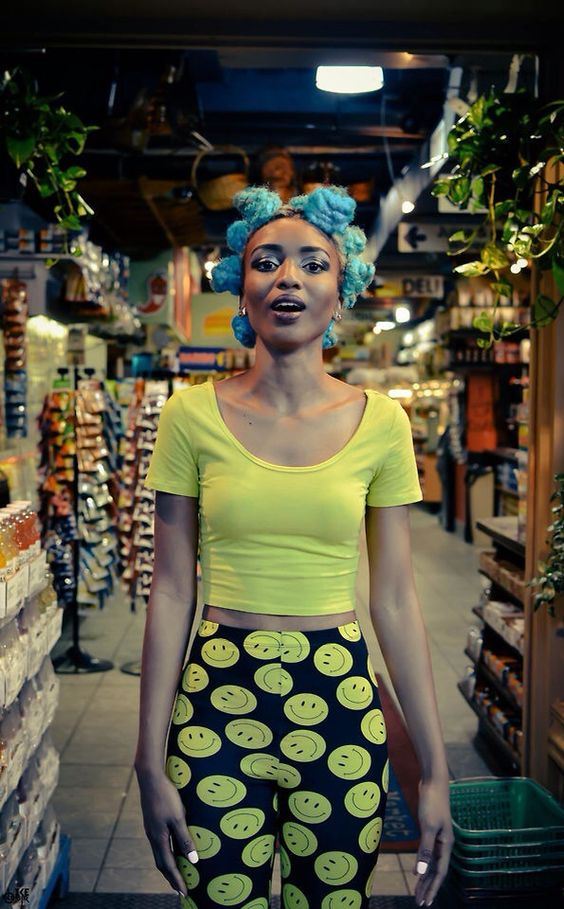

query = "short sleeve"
[[144, 390, 199, 497], [366, 401, 423, 507]]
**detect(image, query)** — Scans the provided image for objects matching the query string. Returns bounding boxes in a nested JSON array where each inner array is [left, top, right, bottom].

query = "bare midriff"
[[202, 603, 358, 631]]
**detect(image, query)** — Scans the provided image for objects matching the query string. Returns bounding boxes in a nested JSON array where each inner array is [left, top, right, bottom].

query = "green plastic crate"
[[449, 857, 564, 892], [452, 837, 564, 860], [449, 776, 564, 847], [451, 846, 564, 872]]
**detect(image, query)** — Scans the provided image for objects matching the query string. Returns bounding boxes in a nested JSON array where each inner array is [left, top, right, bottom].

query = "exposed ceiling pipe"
[[364, 65, 464, 262]]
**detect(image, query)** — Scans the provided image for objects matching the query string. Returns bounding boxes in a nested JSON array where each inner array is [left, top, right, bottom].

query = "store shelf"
[[475, 516, 525, 558], [472, 604, 524, 657], [37, 832, 71, 909], [477, 568, 524, 607], [457, 681, 522, 770], [464, 648, 522, 714], [495, 484, 519, 497]]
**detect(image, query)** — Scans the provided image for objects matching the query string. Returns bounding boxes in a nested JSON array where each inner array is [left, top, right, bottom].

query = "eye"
[[304, 260, 329, 274], [252, 257, 278, 272]]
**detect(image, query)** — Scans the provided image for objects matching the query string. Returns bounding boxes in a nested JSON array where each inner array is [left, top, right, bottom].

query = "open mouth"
[[270, 296, 306, 312]]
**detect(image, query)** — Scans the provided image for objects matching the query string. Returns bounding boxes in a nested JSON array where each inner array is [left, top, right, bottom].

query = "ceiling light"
[[395, 305, 412, 323], [373, 320, 396, 332], [510, 263, 522, 274], [315, 66, 384, 95], [401, 200, 415, 214], [516, 258, 528, 269]]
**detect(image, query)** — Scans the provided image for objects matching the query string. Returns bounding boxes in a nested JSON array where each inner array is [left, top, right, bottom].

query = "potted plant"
[[432, 83, 563, 349], [528, 473, 564, 619], [0, 66, 97, 252]]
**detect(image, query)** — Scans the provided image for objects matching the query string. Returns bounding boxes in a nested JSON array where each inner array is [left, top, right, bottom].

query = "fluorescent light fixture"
[[373, 320, 396, 333], [316, 66, 384, 94], [395, 305, 412, 323]]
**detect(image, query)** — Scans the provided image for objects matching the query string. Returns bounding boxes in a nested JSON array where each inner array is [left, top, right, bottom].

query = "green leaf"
[[5, 134, 36, 167], [476, 337, 491, 348], [521, 224, 545, 237], [454, 261, 490, 277], [473, 312, 493, 332], [65, 165, 87, 179], [491, 279, 513, 297], [541, 196, 556, 225], [59, 214, 82, 231], [432, 180, 451, 197], [449, 230, 469, 243], [481, 242, 510, 269], [449, 176, 471, 206], [533, 293, 559, 327], [467, 95, 487, 128], [494, 200, 513, 218], [553, 259, 564, 295]]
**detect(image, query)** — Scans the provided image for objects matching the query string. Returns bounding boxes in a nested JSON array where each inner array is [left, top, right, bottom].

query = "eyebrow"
[[250, 243, 331, 256]]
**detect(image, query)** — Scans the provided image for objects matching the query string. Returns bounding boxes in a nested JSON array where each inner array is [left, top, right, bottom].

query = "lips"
[[270, 295, 306, 312]]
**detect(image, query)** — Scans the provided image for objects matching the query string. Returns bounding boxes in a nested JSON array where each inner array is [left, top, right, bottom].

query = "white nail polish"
[[188, 850, 199, 863], [416, 860, 428, 874]]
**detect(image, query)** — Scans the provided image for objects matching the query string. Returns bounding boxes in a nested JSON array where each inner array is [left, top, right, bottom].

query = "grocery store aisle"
[[49, 504, 490, 899]]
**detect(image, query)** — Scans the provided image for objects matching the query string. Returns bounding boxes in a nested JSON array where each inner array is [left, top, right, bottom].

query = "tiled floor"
[[50, 504, 493, 899]]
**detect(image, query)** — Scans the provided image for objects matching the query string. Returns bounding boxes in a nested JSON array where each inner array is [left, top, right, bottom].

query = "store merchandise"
[[38, 375, 123, 610], [458, 525, 526, 770], [2, 277, 29, 439], [0, 504, 63, 904], [119, 379, 169, 609]]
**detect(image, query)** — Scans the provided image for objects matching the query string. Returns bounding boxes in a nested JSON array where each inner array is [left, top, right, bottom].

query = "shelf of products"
[[459, 518, 527, 773], [119, 379, 169, 610], [0, 503, 67, 906], [37, 374, 123, 611]]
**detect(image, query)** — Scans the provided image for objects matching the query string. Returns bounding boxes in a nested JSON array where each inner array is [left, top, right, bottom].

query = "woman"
[[135, 185, 454, 909]]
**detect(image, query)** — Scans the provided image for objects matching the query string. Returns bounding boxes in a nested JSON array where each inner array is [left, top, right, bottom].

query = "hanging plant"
[[527, 473, 564, 618], [0, 66, 98, 253], [432, 85, 563, 348]]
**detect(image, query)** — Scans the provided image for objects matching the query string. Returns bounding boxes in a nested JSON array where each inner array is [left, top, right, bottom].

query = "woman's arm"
[[134, 490, 199, 774], [134, 490, 200, 898], [365, 503, 454, 908]]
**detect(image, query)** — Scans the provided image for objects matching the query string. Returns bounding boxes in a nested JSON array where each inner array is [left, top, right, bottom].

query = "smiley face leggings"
[[165, 616, 389, 909]]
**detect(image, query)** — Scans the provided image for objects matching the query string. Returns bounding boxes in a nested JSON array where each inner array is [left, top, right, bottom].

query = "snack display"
[[2, 278, 29, 438], [118, 380, 168, 609], [37, 374, 123, 610]]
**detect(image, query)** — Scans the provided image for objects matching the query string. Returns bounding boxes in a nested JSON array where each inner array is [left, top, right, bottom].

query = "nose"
[[276, 257, 302, 289]]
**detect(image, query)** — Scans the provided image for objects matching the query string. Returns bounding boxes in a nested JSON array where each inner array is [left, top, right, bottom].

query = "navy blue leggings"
[[166, 616, 389, 908]]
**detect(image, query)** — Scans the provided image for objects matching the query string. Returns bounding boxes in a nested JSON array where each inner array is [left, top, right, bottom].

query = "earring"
[[333, 304, 343, 322], [238, 297, 247, 317]]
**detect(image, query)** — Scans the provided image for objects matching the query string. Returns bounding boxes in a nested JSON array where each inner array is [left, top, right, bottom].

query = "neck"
[[241, 343, 333, 414]]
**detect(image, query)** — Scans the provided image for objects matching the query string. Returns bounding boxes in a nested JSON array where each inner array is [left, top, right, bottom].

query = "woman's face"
[[242, 217, 341, 348]]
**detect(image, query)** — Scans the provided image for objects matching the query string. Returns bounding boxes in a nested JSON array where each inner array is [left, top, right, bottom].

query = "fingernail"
[[416, 860, 428, 874], [187, 850, 199, 863]]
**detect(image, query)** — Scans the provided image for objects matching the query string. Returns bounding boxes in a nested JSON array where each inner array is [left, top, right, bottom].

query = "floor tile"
[[68, 837, 108, 870], [372, 870, 409, 895], [102, 837, 156, 869], [96, 866, 173, 893], [69, 869, 99, 892]]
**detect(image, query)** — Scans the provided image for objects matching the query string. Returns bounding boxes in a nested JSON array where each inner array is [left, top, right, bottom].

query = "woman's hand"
[[135, 766, 199, 898], [412, 777, 454, 907]]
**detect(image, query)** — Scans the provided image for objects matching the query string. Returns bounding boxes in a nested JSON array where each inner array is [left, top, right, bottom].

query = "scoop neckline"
[[205, 378, 373, 471]]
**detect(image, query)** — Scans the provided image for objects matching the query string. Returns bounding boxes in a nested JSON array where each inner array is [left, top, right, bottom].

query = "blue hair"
[[211, 184, 374, 349]]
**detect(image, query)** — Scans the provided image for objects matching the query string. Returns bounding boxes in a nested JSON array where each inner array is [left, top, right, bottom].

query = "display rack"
[[458, 515, 527, 773], [0, 532, 67, 907]]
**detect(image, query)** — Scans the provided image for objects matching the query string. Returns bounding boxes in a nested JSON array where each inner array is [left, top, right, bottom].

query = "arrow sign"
[[398, 221, 464, 253], [404, 225, 427, 250]]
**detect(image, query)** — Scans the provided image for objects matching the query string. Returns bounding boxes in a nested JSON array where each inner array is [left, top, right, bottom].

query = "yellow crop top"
[[144, 379, 423, 616]]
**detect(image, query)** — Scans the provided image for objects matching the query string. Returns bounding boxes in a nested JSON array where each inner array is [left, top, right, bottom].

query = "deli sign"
[[375, 274, 444, 299]]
